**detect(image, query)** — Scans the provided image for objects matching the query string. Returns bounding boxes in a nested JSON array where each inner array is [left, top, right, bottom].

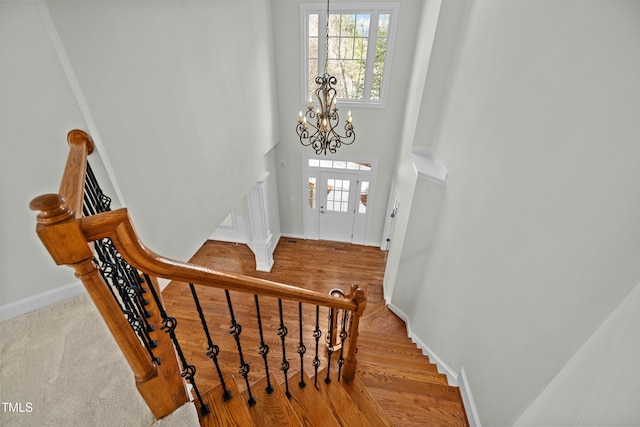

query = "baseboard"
[[459, 367, 482, 427], [0, 280, 86, 322], [387, 302, 481, 426], [280, 233, 306, 240]]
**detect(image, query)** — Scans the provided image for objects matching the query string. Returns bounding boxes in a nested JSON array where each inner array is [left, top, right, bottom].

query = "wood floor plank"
[[241, 374, 302, 427], [197, 376, 256, 427], [285, 375, 341, 427]]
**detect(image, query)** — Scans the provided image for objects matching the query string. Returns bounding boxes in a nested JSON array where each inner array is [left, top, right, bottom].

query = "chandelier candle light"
[[296, 0, 355, 155]]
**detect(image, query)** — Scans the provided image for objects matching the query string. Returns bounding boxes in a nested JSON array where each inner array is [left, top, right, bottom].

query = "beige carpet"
[[0, 293, 199, 426]]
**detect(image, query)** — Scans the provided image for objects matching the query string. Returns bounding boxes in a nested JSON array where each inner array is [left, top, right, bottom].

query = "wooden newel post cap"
[[67, 129, 94, 155], [30, 193, 73, 224]]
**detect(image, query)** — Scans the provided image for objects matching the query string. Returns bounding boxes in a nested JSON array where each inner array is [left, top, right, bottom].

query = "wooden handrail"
[[78, 209, 359, 311]]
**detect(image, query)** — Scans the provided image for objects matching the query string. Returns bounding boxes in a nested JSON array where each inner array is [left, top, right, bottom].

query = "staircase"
[[189, 302, 468, 426]]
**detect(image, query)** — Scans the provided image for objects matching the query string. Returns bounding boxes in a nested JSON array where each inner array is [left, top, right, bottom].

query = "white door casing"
[[303, 156, 376, 244]]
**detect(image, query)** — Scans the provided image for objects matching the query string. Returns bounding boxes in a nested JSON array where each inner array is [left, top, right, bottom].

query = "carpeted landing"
[[0, 293, 198, 427]]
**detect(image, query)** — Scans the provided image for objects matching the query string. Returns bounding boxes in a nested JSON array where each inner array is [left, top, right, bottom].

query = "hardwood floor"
[[162, 238, 468, 426]]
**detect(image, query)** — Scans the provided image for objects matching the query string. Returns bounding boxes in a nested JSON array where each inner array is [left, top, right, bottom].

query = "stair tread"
[[366, 386, 468, 427], [315, 368, 379, 427], [357, 359, 450, 386], [356, 334, 427, 355], [241, 374, 302, 426], [197, 377, 256, 427], [358, 371, 460, 401], [341, 375, 394, 427], [285, 374, 341, 427], [357, 348, 440, 372]]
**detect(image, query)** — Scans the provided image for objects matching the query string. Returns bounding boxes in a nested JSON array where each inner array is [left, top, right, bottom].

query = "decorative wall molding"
[[411, 147, 448, 185], [0, 280, 86, 322], [387, 302, 481, 426], [247, 176, 276, 272]]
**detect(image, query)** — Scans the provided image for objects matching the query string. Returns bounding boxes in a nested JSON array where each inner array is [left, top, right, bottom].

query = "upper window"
[[302, 3, 399, 107]]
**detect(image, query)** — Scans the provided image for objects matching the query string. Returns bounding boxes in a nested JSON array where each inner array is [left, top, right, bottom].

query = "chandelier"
[[296, 0, 355, 155]]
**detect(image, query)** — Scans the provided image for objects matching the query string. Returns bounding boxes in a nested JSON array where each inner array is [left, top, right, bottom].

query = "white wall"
[[389, 0, 640, 425], [515, 280, 640, 426], [47, 0, 280, 261], [0, 2, 91, 309], [271, 0, 424, 245], [1, 0, 280, 312]]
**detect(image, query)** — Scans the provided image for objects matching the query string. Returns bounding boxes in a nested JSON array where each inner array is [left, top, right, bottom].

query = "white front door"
[[318, 171, 358, 242]]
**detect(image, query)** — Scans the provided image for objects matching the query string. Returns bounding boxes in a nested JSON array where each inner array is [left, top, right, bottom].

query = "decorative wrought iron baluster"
[[225, 290, 256, 406], [144, 275, 210, 416], [277, 299, 291, 398], [312, 305, 322, 389], [336, 309, 349, 382], [93, 239, 158, 361], [297, 302, 306, 388], [82, 160, 159, 361], [325, 307, 335, 384], [190, 283, 232, 401], [254, 295, 274, 394], [100, 241, 153, 329], [84, 161, 111, 213]]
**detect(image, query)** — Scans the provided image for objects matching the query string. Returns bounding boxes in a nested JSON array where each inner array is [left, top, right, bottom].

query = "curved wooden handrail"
[[79, 209, 358, 312]]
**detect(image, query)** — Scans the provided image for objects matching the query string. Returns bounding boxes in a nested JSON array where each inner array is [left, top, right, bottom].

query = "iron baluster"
[[84, 161, 112, 213], [325, 307, 335, 384], [312, 305, 322, 389], [337, 309, 349, 382], [254, 295, 274, 394], [99, 240, 153, 326], [277, 299, 291, 398], [225, 290, 256, 406], [93, 240, 158, 361], [189, 283, 232, 401], [297, 302, 306, 388], [144, 275, 210, 416]]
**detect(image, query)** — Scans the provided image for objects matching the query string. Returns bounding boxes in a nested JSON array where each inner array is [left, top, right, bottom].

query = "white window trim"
[[300, 2, 400, 109]]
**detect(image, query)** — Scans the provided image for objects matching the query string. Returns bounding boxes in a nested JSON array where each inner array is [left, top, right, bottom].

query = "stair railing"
[[30, 130, 367, 420]]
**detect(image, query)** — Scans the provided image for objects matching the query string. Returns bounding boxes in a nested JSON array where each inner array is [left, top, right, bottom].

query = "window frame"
[[300, 2, 400, 109]]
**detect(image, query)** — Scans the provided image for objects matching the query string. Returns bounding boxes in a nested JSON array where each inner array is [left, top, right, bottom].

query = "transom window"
[[308, 158, 372, 171], [302, 3, 399, 107]]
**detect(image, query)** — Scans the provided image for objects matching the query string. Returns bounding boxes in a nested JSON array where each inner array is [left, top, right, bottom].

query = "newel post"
[[30, 194, 187, 419], [342, 283, 367, 383]]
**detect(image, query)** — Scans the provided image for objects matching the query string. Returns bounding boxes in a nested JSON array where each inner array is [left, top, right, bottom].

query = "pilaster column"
[[247, 174, 275, 272]]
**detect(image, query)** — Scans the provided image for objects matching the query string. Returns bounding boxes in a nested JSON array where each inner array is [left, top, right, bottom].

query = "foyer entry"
[[303, 157, 376, 244]]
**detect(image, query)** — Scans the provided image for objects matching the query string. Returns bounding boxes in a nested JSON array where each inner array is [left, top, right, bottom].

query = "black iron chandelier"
[[296, 0, 355, 155]]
